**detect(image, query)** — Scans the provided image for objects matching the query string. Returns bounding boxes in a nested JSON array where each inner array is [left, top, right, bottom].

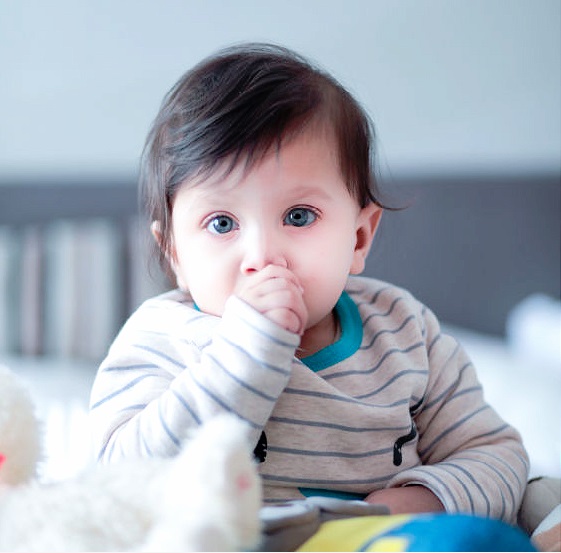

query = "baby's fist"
[[235, 265, 308, 335]]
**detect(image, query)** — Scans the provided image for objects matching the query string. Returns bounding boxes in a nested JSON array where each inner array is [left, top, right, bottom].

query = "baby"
[[90, 43, 528, 522]]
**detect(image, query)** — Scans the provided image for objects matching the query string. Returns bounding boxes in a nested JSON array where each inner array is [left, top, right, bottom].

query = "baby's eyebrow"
[[181, 181, 237, 206], [286, 185, 333, 201]]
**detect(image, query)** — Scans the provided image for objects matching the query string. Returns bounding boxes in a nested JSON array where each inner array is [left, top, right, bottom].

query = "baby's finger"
[[240, 265, 304, 294], [250, 276, 303, 299], [238, 283, 307, 334], [265, 307, 305, 335]]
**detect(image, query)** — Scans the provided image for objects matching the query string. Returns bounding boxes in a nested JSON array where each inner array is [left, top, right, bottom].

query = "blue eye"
[[284, 207, 317, 227], [207, 215, 237, 234]]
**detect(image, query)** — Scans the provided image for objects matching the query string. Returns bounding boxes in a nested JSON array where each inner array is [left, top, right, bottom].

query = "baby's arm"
[[364, 485, 444, 514], [383, 305, 529, 523], [89, 292, 300, 463]]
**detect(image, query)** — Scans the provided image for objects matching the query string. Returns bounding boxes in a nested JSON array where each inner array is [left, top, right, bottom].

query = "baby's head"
[[140, 42, 383, 275]]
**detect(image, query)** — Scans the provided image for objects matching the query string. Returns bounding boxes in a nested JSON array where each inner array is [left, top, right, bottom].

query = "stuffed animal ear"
[[236, 470, 254, 492], [0, 366, 42, 485]]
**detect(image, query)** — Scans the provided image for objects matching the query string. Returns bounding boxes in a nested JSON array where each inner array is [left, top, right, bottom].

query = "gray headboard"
[[365, 173, 560, 335]]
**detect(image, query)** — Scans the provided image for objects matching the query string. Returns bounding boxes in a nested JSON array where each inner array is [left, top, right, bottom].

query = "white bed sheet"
[[1, 355, 96, 482], [1, 325, 559, 483]]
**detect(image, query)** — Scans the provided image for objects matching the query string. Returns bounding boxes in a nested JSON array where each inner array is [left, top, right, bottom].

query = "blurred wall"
[[0, 1, 559, 352], [0, 0, 560, 180]]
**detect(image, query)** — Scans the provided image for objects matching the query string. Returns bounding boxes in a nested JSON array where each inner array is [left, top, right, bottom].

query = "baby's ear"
[[151, 220, 186, 289], [151, 220, 176, 261], [350, 203, 382, 275], [150, 220, 164, 249]]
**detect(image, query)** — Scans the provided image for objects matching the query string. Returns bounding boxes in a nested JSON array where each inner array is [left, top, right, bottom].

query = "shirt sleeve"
[[89, 295, 300, 463], [387, 304, 530, 524]]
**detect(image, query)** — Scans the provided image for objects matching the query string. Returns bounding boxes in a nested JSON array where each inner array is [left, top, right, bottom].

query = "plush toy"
[[0, 366, 262, 552]]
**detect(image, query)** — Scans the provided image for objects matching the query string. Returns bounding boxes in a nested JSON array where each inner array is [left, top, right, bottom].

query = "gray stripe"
[[468, 423, 512, 444], [444, 456, 512, 519], [91, 373, 159, 409], [420, 306, 428, 338], [98, 434, 118, 462], [442, 462, 491, 516], [171, 390, 201, 424], [102, 363, 159, 372], [119, 403, 148, 411], [189, 372, 261, 430], [261, 473, 398, 486], [439, 342, 461, 373], [242, 315, 298, 348], [283, 387, 410, 409], [264, 498, 298, 504], [453, 385, 484, 400], [268, 415, 410, 433], [423, 362, 474, 410], [325, 342, 424, 380], [158, 402, 180, 448], [427, 333, 442, 356], [361, 296, 405, 326], [359, 314, 416, 350], [424, 383, 482, 413], [220, 335, 291, 376], [354, 369, 427, 400], [350, 285, 392, 306], [142, 433, 153, 457], [97, 441, 108, 461], [476, 449, 526, 488], [419, 405, 491, 458], [205, 351, 278, 402], [408, 469, 461, 512], [433, 466, 470, 512], [267, 445, 394, 459], [133, 344, 185, 368]]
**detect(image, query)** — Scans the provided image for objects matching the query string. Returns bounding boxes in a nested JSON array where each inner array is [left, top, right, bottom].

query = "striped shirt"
[[89, 276, 528, 522]]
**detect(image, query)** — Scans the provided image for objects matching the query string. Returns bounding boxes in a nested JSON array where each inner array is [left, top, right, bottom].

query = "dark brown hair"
[[140, 42, 385, 271]]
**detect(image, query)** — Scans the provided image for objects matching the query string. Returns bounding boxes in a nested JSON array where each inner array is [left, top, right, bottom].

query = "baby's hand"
[[235, 265, 308, 335], [364, 486, 444, 514]]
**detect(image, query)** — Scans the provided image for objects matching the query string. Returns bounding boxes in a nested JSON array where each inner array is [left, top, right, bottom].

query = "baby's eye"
[[284, 207, 318, 227], [207, 215, 238, 234]]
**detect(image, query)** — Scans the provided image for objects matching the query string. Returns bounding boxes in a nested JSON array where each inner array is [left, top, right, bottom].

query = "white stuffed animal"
[[0, 366, 262, 552]]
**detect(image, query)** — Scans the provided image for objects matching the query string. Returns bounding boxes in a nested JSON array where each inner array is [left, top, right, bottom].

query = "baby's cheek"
[[189, 282, 230, 318], [303, 272, 349, 323], [304, 291, 334, 327]]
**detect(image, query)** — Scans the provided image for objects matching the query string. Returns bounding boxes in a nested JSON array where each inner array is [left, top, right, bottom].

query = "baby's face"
[[168, 129, 380, 335]]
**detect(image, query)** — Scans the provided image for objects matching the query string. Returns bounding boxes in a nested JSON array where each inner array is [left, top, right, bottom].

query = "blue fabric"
[[299, 487, 366, 501], [358, 513, 535, 552], [301, 291, 363, 372]]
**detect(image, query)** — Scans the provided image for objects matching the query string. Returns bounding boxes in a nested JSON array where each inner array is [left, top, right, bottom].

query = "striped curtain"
[[0, 217, 169, 361]]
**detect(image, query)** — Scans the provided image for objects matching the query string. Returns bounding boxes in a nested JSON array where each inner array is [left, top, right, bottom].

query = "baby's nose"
[[240, 230, 288, 274]]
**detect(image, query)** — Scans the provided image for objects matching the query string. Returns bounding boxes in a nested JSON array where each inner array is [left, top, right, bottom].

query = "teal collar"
[[300, 291, 362, 372]]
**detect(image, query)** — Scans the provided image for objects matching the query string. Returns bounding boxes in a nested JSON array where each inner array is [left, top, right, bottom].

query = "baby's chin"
[[303, 308, 338, 334]]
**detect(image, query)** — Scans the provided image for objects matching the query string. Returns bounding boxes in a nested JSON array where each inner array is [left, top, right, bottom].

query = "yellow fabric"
[[297, 515, 410, 552]]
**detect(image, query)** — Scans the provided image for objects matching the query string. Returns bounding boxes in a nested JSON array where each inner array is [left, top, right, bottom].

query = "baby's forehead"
[[180, 157, 248, 196], [186, 123, 338, 184], [181, 129, 339, 191]]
